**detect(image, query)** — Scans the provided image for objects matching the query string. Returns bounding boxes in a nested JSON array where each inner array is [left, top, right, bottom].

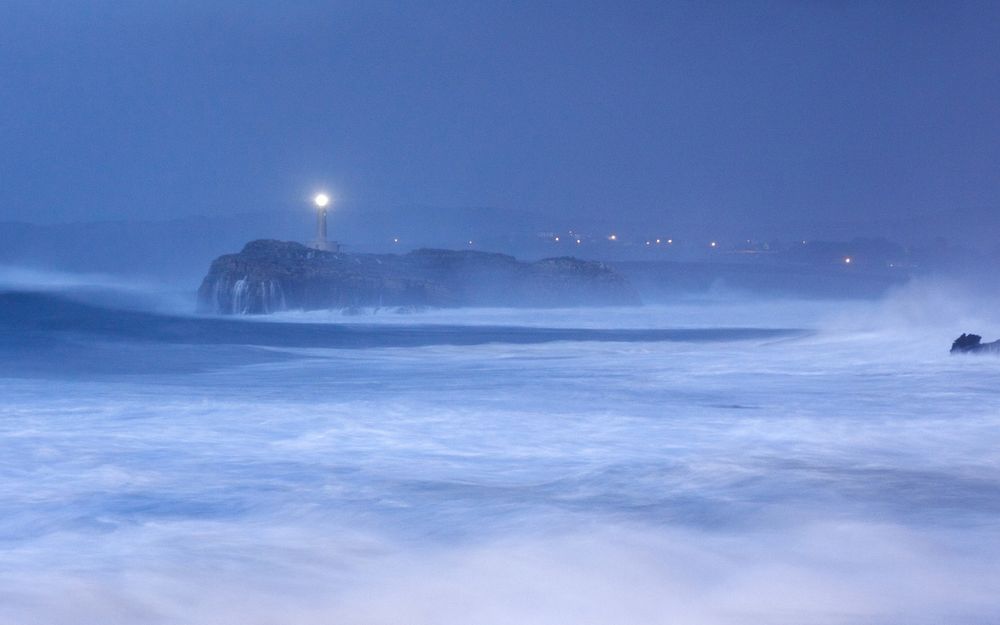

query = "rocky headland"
[[197, 240, 641, 314], [951, 333, 1000, 355]]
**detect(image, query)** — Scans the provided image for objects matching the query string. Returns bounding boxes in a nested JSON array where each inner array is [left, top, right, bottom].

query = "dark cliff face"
[[951, 333, 1000, 354], [197, 240, 641, 314]]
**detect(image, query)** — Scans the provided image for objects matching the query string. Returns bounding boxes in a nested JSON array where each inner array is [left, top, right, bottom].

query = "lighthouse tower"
[[311, 193, 340, 252]]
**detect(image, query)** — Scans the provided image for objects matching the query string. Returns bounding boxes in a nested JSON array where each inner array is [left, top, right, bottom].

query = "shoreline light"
[[313, 193, 330, 208]]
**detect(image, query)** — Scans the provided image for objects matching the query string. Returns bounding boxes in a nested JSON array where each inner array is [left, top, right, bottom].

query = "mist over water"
[[1, 275, 999, 624], [5, 0, 1000, 620]]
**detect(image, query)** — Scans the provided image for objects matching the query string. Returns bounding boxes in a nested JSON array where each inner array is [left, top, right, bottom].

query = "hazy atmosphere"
[[2, 2, 999, 624], [3, 1, 1000, 257]]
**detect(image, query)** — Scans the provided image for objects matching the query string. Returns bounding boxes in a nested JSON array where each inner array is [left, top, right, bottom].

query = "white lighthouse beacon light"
[[311, 192, 338, 252]]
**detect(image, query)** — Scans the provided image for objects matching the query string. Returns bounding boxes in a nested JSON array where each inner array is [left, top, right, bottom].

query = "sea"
[[1, 270, 999, 624]]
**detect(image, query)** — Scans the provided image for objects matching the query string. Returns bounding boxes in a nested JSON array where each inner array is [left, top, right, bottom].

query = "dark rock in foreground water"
[[951, 333, 1000, 354], [198, 240, 641, 314]]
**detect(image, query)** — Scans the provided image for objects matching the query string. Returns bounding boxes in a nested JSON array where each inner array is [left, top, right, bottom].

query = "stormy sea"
[[1, 273, 999, 625]]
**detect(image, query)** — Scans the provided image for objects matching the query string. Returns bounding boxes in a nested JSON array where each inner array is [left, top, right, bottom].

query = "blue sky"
[[2, 1, 998, 244]]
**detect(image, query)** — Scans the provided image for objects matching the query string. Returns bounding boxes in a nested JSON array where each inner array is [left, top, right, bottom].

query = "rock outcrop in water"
[[951, 333, 1000, 354], [197, 240, 641, 314]]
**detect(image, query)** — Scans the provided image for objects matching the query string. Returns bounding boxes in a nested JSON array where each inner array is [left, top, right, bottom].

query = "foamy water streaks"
[[1, 284, 999, 623]]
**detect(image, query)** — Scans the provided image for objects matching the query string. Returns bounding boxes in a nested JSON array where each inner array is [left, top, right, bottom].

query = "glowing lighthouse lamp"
[[311, 193, 340, 252]]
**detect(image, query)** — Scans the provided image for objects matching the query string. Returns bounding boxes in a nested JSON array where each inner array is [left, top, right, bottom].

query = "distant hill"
[[2, 213, 993, 299]]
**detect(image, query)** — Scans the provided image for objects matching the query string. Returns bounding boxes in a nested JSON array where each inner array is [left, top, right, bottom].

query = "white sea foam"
[[263, 297, 847, 329], [0, 265, 142, 290], [0, 281, 998, 623]]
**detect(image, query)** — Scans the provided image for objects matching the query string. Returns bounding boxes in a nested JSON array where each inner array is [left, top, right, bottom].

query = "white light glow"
[[313, 193, 330, 208]]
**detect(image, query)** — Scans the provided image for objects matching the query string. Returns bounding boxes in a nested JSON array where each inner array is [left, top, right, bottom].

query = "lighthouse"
[[311, 193, 340, 252]]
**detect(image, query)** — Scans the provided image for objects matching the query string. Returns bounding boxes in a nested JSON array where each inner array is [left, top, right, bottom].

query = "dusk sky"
[[6, 5, 1000, 623], [2, 1, 998, 244]]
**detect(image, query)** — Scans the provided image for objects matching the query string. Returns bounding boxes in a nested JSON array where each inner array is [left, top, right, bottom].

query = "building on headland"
[[310, 193, 340, 252]]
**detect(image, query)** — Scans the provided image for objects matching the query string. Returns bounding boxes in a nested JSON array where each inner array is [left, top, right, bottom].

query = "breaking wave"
[[1, 276, 999, 623]]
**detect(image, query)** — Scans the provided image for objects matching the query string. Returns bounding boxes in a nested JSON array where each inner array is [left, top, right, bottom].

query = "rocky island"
[[951, 333, 1000, 355], [197, 239, 641, 314]]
